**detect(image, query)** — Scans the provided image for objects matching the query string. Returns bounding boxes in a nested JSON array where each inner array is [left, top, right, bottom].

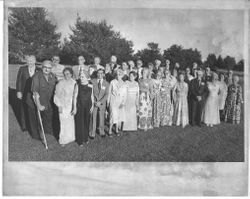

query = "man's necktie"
[[98, 80, 101, 92]]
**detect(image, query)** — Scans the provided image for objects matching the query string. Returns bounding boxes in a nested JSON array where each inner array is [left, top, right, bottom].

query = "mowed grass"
[[8, 65, 244, 161]]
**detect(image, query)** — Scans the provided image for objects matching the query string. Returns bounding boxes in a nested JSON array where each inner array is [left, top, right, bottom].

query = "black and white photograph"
[[3, 0, 249, 196]]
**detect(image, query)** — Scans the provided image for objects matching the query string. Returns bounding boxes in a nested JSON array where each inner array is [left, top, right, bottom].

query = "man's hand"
[[17, 92, 22, 99], [90, 106, 93, 113], [71, 107, 77, 115], [58, 106, 63, 113], [96, 102, 102, 107], [197, 96, 202, 101], [38, 105, 45, 111]]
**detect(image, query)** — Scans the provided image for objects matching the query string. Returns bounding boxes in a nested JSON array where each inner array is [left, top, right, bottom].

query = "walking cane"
[[37, 108, 48, 149], [33, 94, 48, 149]]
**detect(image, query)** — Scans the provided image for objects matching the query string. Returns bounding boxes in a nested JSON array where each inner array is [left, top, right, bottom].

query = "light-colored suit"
[[72, 65, 89, 79], [90, 78, 109, 136]]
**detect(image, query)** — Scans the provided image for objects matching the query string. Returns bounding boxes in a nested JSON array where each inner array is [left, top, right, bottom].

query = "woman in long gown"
[[123, 71, 139, 131], [224, 75, 243, 124], [218, 73, 228, 120], [107, 68, 127, 135], [152, 70, 162, 127], [172, 73, 189, 128], [202, 72, 220, 127], [54, 68, 77, 146], [74, 71, 94, 146], [160, 69, 174, 126], [138, 67, 154, 131]]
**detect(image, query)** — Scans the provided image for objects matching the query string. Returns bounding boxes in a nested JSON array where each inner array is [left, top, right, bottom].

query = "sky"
[[46, 7, 244, 61]]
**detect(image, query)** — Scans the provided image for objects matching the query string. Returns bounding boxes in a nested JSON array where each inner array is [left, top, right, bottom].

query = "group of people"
[[15, 54, 243, 147]]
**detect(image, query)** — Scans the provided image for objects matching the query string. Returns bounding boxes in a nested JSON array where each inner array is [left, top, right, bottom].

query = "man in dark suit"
[[16, 55, 38, 131], [27, 60, 57, 140], [90, 69, 109, 138], [189, 69, 208, 126], [204, 66, 212, 83]]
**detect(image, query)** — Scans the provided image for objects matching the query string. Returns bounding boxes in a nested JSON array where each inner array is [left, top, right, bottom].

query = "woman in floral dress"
[[152, 70, 162, 127], [224, 75, 243, 124], [160, 69, 175, 126], [172, 73, 189, 128], [218, 73, 228, 120], [138, 68, 154, 131]]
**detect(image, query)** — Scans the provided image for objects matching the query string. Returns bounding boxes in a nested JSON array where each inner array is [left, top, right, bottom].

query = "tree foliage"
[[60, 16, 134, 65], [8, 7, 61, 63], [135, 42, 163, 64], [163, 45, 202, 70], [204, 54, 217, 71]]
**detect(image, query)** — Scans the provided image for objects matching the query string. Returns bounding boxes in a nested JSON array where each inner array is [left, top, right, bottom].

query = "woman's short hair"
[[212, 72, 219, 80], [63, 67, 74, 76], [79, 70, 90, 79], [129, 71, 138, 78]]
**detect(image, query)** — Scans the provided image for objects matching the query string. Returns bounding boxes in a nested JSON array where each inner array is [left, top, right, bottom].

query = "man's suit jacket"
[[91, 78, 109, 109], [189, 78, 208, 102], [16, 65, 39, 101], [72, 65, 89, 79]]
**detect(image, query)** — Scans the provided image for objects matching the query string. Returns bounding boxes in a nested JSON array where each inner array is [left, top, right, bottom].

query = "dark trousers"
[[219, 110, 225, 121], [191, 100, 204, 126], [40, 108, 53, 135], [52, 104, 60, 140], [27, 106, 53, 140], [19, 99, 28, 130], [27, 106, 40, 140], [187, 94, 192, 124], [75, 105, 91, 144]]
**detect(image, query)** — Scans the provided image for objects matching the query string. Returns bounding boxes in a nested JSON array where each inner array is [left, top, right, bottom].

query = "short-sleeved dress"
[[224, 84, 243, 124], [138, 78, 153, 130], [152, 79, 162, 127], [202, 82, 220, 125], [54, 78, 76, 145], [160, 77, 174, 126], [108, 79, 127, 124], [123, 81, 139, 131], [172, 82, 189, 127]]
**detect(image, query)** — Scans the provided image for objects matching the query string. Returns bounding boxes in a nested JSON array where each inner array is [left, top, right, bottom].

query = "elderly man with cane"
[[27, 60, 57, 147]]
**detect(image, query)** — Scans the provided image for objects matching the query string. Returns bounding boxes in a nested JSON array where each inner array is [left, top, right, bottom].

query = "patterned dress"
[[224, 84, 243, 124], [138, 78, 153, 130], [172, 82, 189, 127], [160, 77, 174, 126], [152, 79, 162, 127]]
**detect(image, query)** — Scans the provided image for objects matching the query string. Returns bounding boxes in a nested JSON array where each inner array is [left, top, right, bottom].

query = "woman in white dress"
[[202, 72, 220, 127], [123, 71, 139, 131], [172, 73, 189, 128], [54, 67, 77, 146], [107, 68, 127, 136], [218, 73, 228, 120]]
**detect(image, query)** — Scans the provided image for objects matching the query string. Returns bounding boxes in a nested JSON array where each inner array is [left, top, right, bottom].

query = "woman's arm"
[[71, 83, 78, 115]]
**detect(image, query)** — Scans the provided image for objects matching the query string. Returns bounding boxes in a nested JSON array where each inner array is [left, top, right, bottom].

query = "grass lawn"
[[8, 65, 245, 161]]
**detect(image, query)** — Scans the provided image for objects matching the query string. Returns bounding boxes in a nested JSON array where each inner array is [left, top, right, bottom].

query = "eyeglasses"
[[43, 66, 52, 69]]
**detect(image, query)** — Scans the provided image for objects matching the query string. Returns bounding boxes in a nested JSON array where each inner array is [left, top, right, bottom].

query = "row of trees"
[[8, 8, 244, 71]]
